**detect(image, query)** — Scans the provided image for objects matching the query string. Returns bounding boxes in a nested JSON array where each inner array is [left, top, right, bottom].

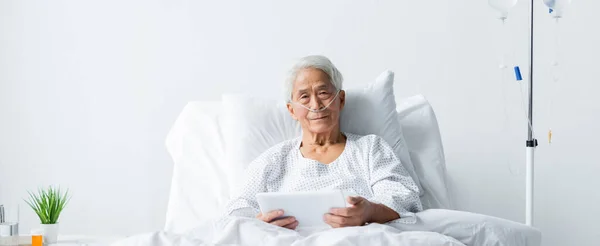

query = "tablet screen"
[[256, 190, 348, 229]]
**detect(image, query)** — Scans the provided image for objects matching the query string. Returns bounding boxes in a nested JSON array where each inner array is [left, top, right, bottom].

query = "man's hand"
[[324, 196, 373, 228], [256, 210, 299, 230]]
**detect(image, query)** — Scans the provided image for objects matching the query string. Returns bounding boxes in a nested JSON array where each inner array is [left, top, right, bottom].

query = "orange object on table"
[[31, 229, 43, 246], [31, 235, 43, 246]]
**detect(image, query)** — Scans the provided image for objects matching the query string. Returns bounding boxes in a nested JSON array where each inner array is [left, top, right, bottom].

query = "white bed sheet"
[[113, 216, 464, 246], [113, 209, 540, 246]]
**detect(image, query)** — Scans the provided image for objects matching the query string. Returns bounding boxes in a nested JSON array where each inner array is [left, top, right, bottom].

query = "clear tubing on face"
[[293, 90, 341, 113]]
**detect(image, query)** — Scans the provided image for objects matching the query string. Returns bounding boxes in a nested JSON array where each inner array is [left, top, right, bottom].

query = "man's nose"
[[308, 95, 324, 111]]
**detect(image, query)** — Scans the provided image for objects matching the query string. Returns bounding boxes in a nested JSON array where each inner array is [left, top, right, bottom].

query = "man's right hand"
[[256, 210, 298, 230]]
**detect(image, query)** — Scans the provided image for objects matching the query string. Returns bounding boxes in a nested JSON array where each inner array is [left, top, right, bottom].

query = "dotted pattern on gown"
[[224, 133, 423, 224]]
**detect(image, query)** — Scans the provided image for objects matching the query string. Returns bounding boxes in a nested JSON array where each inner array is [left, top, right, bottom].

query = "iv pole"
[[525, 0, 538, 227]]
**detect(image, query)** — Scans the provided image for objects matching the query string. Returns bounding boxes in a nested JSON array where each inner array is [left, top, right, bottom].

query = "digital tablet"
[[256, 190, 354, 229]]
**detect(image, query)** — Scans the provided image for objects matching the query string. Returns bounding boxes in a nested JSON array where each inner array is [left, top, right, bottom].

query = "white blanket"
[[113, 210, 540, 246], [112, 218, 463, 246]]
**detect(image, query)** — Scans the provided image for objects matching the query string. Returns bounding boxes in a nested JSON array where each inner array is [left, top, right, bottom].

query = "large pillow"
[[222, 70, 423, 197], [164, 101, 230, 233], [397, 95, 452, 209]]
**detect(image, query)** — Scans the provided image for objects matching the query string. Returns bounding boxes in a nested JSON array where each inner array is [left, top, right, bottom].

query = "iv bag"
[[543, 0, 572, 18], [489, 0, 519, 19]]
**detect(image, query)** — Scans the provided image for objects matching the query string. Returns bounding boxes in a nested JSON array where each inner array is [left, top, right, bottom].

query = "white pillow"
[[222, 70, 423, 196], [164, 101, 230, 233], [221, 95, 302, 196], [397, 95, 452, 209]]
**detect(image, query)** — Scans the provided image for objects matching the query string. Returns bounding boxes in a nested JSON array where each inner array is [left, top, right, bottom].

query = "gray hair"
[[285, 55, 343, 102]]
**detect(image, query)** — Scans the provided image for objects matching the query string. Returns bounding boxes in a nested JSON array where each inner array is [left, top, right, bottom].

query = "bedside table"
[[53, 235, 123, 245], [15, 235, 123, 246]]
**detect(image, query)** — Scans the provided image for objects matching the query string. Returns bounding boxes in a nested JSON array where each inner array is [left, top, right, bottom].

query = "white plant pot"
[[40, 223, 59, 244]]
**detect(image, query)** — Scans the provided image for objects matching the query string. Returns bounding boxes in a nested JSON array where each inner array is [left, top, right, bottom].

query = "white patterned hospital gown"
[[225, 133, 423, 224]]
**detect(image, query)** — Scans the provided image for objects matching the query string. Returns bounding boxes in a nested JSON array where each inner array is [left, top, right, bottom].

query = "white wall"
[[1, 0, 598, 245]]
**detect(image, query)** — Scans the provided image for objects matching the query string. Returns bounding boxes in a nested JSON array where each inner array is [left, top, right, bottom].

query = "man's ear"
[[286, 103, 298, 121], [339, 90, 346, 111]]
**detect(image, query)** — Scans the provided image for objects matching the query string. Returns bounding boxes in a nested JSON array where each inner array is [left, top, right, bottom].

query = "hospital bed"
[[113, 86, 541, 245]]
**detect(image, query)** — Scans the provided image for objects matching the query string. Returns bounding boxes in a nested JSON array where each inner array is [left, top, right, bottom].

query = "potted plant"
[[24, 186, 70, 244]]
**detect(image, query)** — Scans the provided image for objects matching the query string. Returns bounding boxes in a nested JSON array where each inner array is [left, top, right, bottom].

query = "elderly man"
[[225, 55, 422, 230]]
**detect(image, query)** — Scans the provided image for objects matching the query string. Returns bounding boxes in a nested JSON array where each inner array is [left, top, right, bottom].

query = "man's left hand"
[[324, 196, 373, 228]]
